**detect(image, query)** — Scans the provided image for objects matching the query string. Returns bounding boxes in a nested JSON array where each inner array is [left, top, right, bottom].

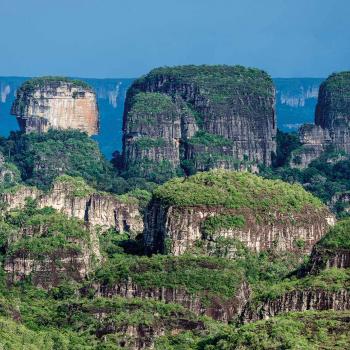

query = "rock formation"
[[11, 77, 99, 135], [308, 247, 350, 274], [144, 170, 334, 256], [122, 65, 276, 178], [0, 176, 143, 234], [290, 124, 331, 168], [5, 243, 94, 288], [3, 207, 99, 288], [92, 280, 250, 323], [291, 72, 350, 168], [242, 287, 350, 323]]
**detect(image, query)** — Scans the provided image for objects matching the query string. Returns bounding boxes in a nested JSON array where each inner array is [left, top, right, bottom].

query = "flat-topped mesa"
[[144, 169, 334, 256], [316, 72, 350, 151], [291, 72, 350, 168], [11, 77, 99, 135], [122, 65, 276, 178]]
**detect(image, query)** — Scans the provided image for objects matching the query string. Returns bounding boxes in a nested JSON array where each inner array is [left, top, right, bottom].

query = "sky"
[[0, 0, 349, 78]]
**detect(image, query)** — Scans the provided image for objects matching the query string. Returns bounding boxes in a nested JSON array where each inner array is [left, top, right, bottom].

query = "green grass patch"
[[154, 169, 324, 213], [202, 214, 245, 237], [317, 218, 350, 249]]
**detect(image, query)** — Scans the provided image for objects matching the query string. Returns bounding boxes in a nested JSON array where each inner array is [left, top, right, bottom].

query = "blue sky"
[[0, 0, 349, 78]]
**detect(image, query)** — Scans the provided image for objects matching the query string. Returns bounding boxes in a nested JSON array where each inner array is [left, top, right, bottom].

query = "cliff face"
[[144, 203, 333, 256], [122, 65, 276, 177], [61, 300, 207, 350], [294, 72, 350, 167], [5, 246, 93, 288], [242, 288, 350, 323], [290, 124, 331, 168], [308, 247, 350, 274], [2, 206, 100, 288], [144, 170, 333, 256], [91, 280, 250, 323], [315, 72, 350, 152], [11, 77, 99, 135], [0, 177, 143, 234]]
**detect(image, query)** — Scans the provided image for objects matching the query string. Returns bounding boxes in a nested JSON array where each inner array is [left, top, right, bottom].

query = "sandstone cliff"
[[144, 170, 334, 256], [293, 72, 350, 168], [242, 219, 350, 323], [92, 279, 250, 323], [3, 206, 99, 288], [11, 77, 99, 135], [0, 176, 143, 234], [290, 124, 331, 168], [122, 65, 276, 178], [306, 218, 350, 274], [242, 286, 350, 323]]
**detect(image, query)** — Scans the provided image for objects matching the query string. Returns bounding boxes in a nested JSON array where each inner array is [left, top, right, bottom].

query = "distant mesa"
[[290, 72, 350, 168], [11, 76, 99, 135], [122, 65, 276, 179]]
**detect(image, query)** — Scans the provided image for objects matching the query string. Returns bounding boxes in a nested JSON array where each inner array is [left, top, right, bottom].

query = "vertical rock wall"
[[122, 65, 276, 176], [11, 78, 99, 135]]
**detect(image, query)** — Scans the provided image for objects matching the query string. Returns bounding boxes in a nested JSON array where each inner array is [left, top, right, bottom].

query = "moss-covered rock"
[[145, 170, 333, 256]]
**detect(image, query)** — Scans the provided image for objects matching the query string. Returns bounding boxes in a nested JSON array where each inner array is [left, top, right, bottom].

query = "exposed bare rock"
[[90, 280, 250, 323], [290, 124, 331, 168], [242, 288, 350, 323], [308, 247, 350, 274], [122, 65, 276, 177], [293, 72, 350, 167], [4, 247, 93, 289], [144, 170, 334, 256], [11, 77, 99, 135], [0, 177, 143, 234], [67, 299, 207, 350], [145, 204, 334, 256]]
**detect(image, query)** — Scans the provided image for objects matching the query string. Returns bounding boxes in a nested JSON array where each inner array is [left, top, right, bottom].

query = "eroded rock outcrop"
[[144, 170, 334, 256], [292, 72, 350, 168], [60, 299, 207, 350], [0, 176, 143, 234], [242, 287, 350, 323], [11, 77, 99, 135], [122, 65, 276, 177], [5, 246, 93, 288], [242, 219, 350, 323], [308, 247, 350, 274], [3, 207, 100, 288], [306, 219, 350, 274], [91, 280, 250, 323], [290, 124, 331, 168]]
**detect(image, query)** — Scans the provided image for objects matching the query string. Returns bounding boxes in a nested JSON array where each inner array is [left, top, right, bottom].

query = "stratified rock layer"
[[242, 287, 350, 323], [144, 170, 334, 256], [11, 77, 99, 135], [0, 177, 143, 234], [122, 65, 276, 176], [294, 72, 350, 167], [92, 280, 250, 323]]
